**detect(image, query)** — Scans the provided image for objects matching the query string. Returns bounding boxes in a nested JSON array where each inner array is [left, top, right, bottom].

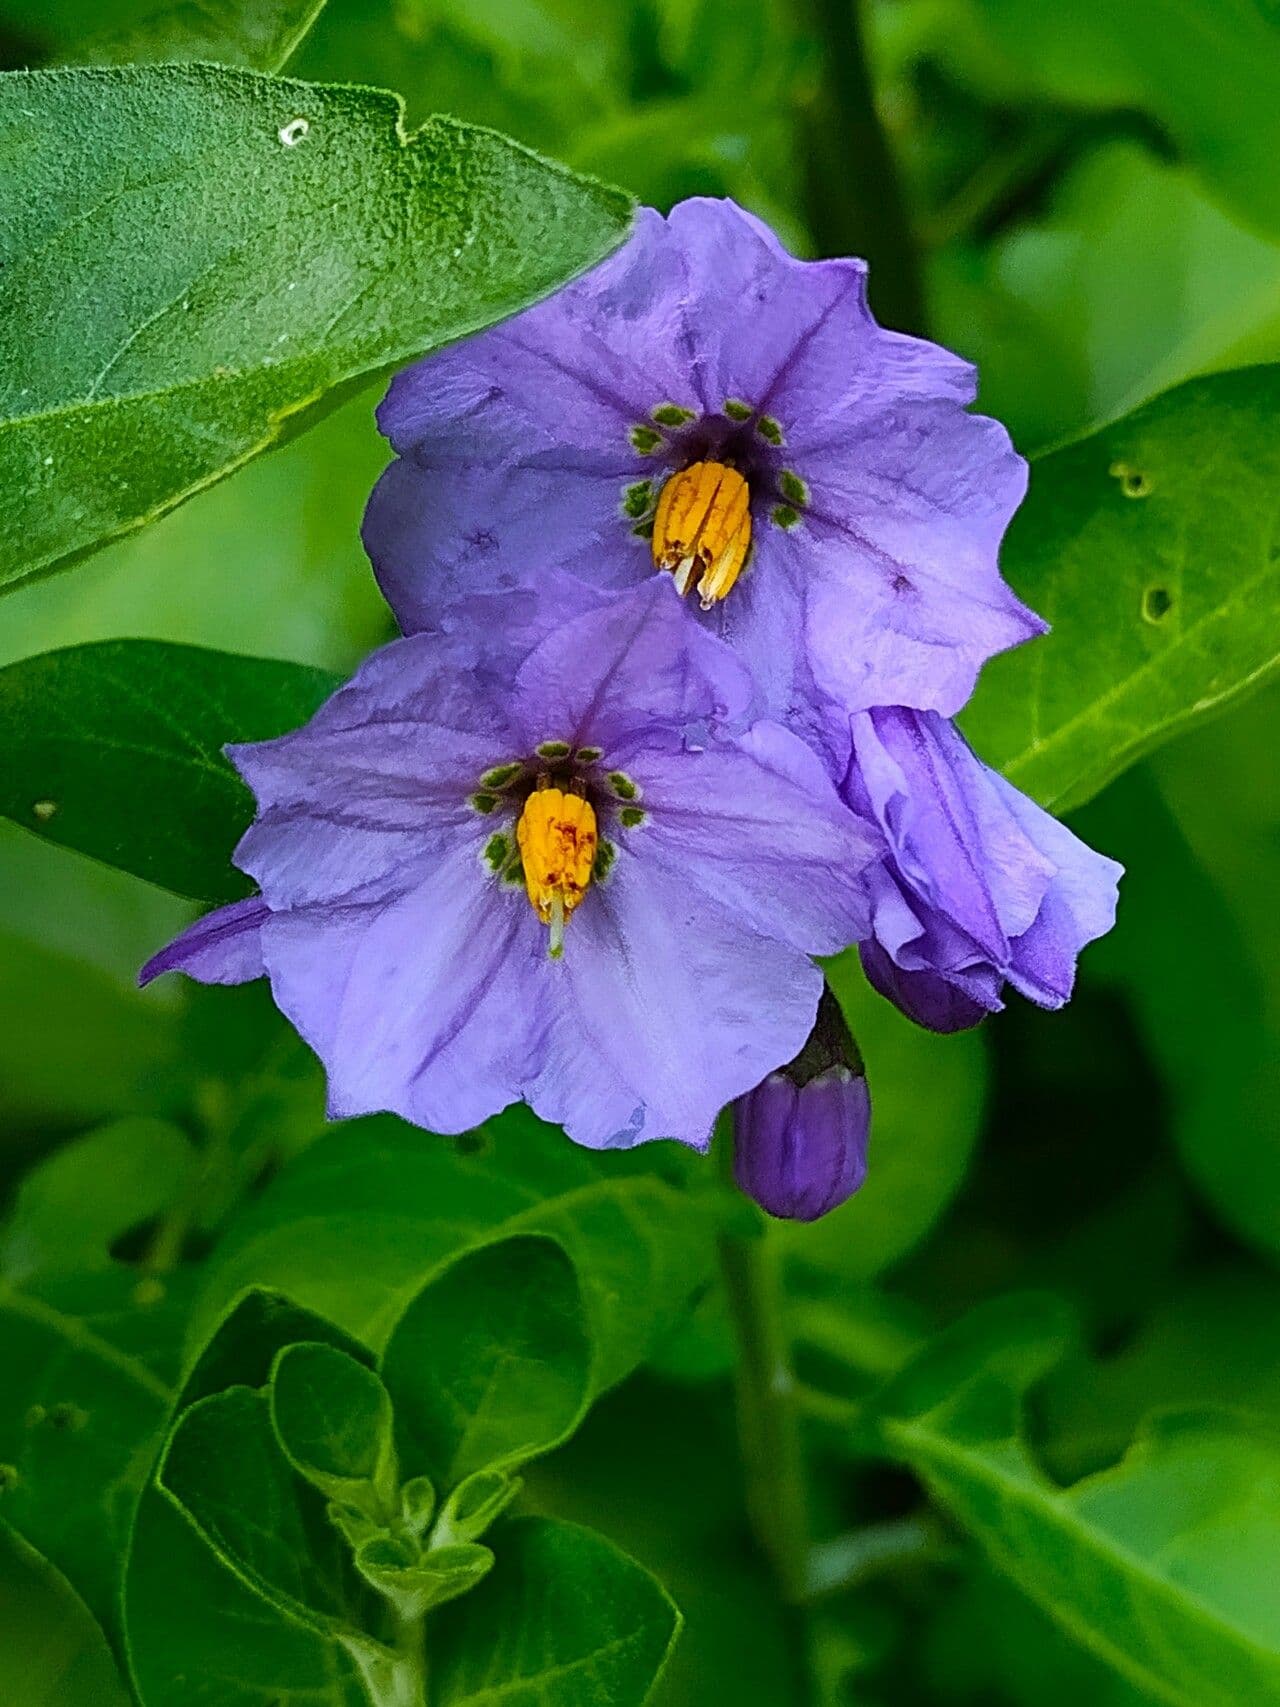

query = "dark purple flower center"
[[623, 402, 811, 597]]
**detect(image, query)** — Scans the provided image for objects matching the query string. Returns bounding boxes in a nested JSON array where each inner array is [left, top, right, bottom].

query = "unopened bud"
[[732, 991, 869, 1222]]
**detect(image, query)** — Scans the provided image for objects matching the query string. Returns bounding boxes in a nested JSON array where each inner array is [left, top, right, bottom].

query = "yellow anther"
[[516, 785, 598, 958], [651, 461, 751, 609]]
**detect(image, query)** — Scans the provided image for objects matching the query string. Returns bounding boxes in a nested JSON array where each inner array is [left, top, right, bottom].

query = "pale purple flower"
[[843, 709, 1123, 1032], [142, 583, 877, 1151], [363, 198, 1040, 736], [733, 991, 870, 1221]]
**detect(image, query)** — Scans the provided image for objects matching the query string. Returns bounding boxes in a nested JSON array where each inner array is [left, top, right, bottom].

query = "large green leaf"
[[191, 1109, 720, 1394], [964, 366, 1280, 812], [0, 385, 391, 677], [0, 1523, 130, 1706], [880, 1296, 1280, 1707], [0, 641, 340, 900], [432, 1516, 680, 1707], [72, 0, 329, 70], [159, 1385, 360, 1632], [380, 1236, 592, 1491], [0, 63, 630, 590]]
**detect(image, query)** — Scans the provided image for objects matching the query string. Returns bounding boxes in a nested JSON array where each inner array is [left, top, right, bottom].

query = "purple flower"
[[843, 708, 1123, 1032], [733, 994, 870, 1222], [141, 582, 878, 1151], [363, 198, 1039, 734]]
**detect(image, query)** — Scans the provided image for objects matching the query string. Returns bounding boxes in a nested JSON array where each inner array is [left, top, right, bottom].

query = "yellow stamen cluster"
[[516, 784, 598, 958], [651, 461, 751, 608]]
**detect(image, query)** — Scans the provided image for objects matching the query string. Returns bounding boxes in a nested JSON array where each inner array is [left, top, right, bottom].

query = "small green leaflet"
[[0, 63, 631, 591]]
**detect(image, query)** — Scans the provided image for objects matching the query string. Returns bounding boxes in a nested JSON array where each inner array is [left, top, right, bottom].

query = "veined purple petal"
[[528, 840, 826, 1149], [139, 896, 268, 988], [365, 196, 1037, 725], [141, 591, 874, 1152], [848, 709, 1122, 1031]]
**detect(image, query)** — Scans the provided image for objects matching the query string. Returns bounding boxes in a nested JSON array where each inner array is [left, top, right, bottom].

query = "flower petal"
[[228, 638, 519, 910], [526, 841, 826, 1149], [848, 709, 1122, 1030], [626, 722, 876, 952], [260, 847, 546, 1134], [139, 896, 268, 987], [363, 454, 641, 637], [663, 198, 974, 425], [510, 577, 754, 753], [376, 206, 693, 459]]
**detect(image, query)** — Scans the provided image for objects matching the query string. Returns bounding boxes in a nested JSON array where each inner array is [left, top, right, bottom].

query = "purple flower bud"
[[732, 994, 870, 1221]]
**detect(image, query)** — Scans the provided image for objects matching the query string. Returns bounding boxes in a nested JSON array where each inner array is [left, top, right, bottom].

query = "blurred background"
[[2, 3, 1277, 1702]]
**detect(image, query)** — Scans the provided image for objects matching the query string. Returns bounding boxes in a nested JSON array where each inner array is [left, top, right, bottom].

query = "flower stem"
[[798, 0, 926, 334], [717, 1126, 813, 1697]]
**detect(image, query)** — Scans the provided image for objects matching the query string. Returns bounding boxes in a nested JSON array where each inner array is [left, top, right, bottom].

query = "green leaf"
[[0, 641, 340, 901], [432, 1516, 680, 1707], [270, 1341, 396, 1510], [1078, 762, 1280, 1260], [0, 1119, 194, 1284], [881, 1297, 1280, 1707], [72, 0, 329, 71], [191, 1108, 720, 1394], [0, 1269, 177, 1637], [124, 1289, 376, 1706], [0, 63, 631, 590], [970, 0, 1280, 241], [0, 1522, 130, 1706], [0, 384, 391, 678], [159, 1385, 358, 1632], [963, 366, 1280, 812], [380, 1235, 592, 1491]]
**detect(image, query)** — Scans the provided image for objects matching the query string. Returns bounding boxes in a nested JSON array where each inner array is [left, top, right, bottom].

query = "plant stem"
[[799, 0, 926, 334], [345, 1619, 427, 1707], [717, 1126, 813, 1700], [804, 1514, 955, 1602]]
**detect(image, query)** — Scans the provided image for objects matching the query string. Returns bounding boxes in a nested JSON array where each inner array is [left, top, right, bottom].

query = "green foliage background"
[[1, 1, 1279, 1703]]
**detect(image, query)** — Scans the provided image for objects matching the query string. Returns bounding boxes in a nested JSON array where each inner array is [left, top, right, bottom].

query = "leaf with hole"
[[964, 366, 1280, 812]]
